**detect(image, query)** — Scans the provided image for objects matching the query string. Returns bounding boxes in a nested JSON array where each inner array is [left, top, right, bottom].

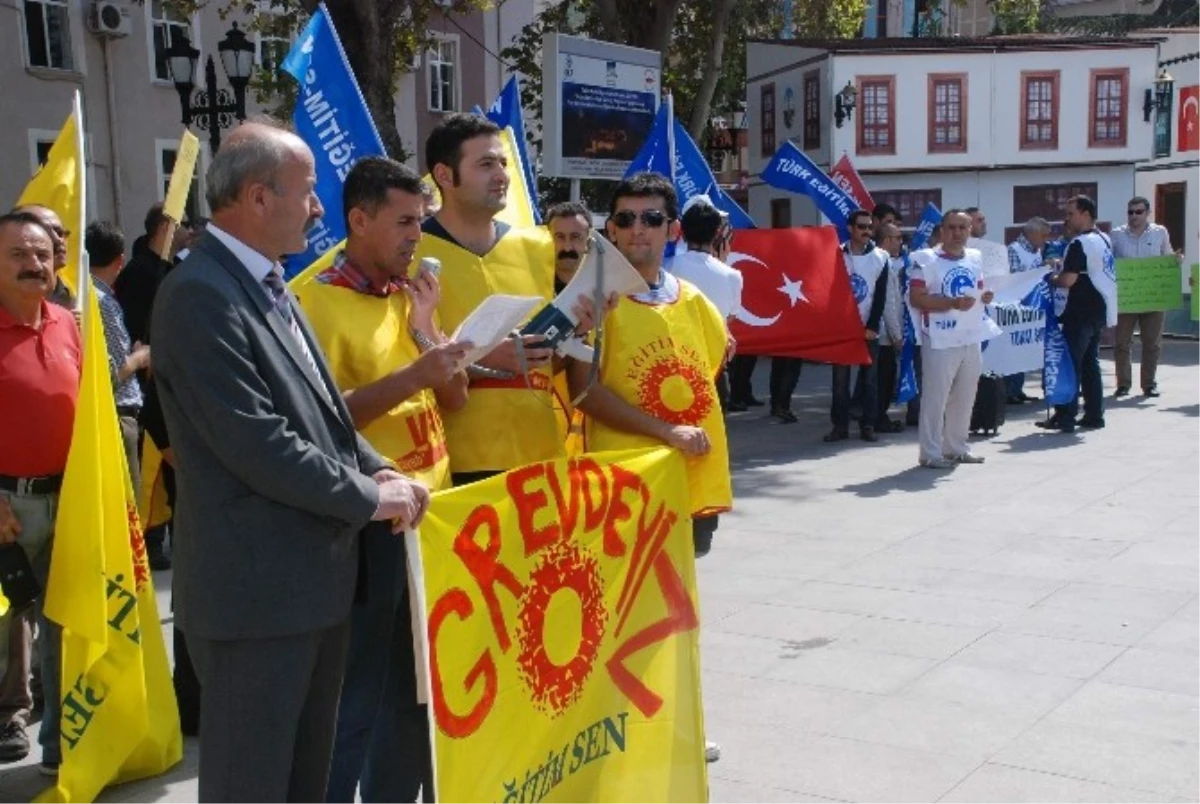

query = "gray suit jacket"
[[150, 232, 389, 641]]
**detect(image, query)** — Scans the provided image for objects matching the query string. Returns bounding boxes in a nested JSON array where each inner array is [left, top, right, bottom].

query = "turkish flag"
[[1179, 85, 1199, 153], [830, 154, 875, 211], [728, 227, 870, 365]]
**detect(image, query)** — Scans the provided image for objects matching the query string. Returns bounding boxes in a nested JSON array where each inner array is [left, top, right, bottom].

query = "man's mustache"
[[18, 270, 48, 280], [557, 250, 580, 261]]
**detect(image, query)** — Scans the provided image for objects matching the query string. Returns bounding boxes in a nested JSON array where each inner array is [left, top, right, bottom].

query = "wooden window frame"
[[927, 72, 968, 154], [1020, 70, 1060, 151], [872, 188, 943, 225], [857, 74, 896, 156], [1088, 67, 1129, 148], [803, 70, 821, 150], [1012, 181, 1099, 223], [761, 82, 776, 158]]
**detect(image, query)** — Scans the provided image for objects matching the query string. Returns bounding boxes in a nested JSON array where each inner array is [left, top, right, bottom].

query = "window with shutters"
[[803, 72, 820, 150], [928, 73, 966, 153], [857, 76, 896, 155], [1089, 68, 1128, 147]]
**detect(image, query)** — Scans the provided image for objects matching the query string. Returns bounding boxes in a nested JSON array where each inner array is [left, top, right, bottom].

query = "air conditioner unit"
[[89, 0, 132, 38]]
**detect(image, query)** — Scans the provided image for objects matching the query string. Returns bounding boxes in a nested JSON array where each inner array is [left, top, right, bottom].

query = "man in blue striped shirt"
[[85, 221, 149, 494]]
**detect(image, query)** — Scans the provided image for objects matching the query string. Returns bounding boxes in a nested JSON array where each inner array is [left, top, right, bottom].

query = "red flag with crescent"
[[728, 226, 870, 365], [1179, 85, 1199, 153]]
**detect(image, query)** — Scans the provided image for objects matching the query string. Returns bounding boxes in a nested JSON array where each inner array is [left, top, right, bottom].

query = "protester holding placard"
[[568, 171, 730, 763], [298, 156, 468, 803], [1111, 195, 1179, 398]]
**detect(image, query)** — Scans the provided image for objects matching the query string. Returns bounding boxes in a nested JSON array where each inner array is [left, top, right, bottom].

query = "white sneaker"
[[919, 457, 954, 469], [950, 453, 985, 464], [705, 740, 721, 763]]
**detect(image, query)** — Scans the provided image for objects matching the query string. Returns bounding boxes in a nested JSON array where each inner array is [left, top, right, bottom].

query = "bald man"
[[151, 121, 431, 802]]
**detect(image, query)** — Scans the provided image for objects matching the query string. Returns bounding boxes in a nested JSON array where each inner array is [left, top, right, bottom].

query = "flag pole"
[[73, 89, 88, 316], [666, 91, 677, 183]]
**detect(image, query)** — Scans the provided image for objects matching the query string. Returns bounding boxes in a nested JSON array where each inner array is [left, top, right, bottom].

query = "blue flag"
[[1037, 280, 1077, 407], [486, 77, 541, 224], [910, 203, 942, 251], [625, 103, 755, 229], [760, 141, 857, 234], [896, 250, 920, 405], [281, 4, 386, 277]]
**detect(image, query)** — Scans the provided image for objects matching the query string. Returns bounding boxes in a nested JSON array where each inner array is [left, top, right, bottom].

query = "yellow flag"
[[417, 448, 708, 802], [288, 125, 539, 290], [17, 102, 85, 296], [20, 95, 183, 804]]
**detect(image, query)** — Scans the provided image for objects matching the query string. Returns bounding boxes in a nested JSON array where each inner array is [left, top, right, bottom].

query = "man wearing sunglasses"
[[826, 209, 891, 444], [1110, 196, 1179, 398], [567, 172, 730, 763]]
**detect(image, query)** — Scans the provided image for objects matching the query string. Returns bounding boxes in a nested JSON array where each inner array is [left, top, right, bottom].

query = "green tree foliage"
[[165, 0, 487, 160]]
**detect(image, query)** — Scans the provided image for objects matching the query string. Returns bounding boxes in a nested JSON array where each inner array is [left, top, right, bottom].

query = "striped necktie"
[[262, 270, 329, 397]]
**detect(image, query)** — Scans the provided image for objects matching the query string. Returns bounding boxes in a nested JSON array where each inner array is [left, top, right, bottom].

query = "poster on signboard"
[[542, 33, 662, 180]]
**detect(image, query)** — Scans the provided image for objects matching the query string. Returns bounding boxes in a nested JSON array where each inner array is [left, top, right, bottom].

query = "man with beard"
[[414, 113, 600, 485], [545, 200, 591, 294]]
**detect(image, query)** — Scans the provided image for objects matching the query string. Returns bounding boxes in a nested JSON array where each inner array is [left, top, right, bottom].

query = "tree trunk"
[[323, 0, 409, 159], [687, 0, 737, 140]]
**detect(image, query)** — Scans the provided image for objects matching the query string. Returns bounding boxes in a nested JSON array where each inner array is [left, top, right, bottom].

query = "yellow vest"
[[416, 225, 561, 474], [584, 280, 732, 516], [297, 277, 451, 491]]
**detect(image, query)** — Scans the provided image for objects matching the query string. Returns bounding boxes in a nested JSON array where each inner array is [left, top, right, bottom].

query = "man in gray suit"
[[151, 121, 430, 803]]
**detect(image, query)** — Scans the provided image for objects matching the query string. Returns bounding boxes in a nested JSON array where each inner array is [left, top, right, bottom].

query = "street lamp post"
[[165, 23, 256, 154]]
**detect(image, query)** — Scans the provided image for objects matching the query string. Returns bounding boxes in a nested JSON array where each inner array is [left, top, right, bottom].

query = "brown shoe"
[[860, 426, 878, 442], [823, 428, 849, 442]]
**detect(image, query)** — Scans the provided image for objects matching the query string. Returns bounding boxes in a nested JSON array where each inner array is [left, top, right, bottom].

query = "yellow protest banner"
[[161, 130, 200, 223], [416, 448, 707, 802]]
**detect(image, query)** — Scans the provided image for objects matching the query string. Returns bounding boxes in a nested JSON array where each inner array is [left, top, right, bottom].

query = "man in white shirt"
[[826, 210, 890, 443], [669, 194, 741, 410], [669, 195, 743, 319], [909, 209, 996, 468], [1110, 195, 1179, 398], [1004, 217, 1050, 403]]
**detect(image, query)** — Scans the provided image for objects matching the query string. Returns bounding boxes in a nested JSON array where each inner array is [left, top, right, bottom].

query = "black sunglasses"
[[1127, 208, 1147, 215], [611, 209, 668, 229]]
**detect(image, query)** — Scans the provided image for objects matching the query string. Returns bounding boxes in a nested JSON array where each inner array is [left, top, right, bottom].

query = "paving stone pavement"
[[1, 342, 1196, 803]]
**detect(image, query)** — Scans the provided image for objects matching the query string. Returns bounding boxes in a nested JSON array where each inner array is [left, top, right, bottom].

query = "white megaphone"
[[518, 232, 649, 362]]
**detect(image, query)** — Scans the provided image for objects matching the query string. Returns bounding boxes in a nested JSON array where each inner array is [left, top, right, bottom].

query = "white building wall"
[[750, 163, 1135, 235], [825, 45, 1158, 172]]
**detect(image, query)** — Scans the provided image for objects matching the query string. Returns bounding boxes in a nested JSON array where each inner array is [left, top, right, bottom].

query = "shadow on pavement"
[[837, 464, 951, 498]]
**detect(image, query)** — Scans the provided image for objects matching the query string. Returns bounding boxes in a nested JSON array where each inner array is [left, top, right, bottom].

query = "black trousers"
[[769, 358, 803, 412], [874, 344, 899, 426], [728, 354, 758, 403]]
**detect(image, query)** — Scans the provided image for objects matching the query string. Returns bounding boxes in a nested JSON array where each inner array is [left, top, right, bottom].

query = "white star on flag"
[[778, 274, 809, 307]]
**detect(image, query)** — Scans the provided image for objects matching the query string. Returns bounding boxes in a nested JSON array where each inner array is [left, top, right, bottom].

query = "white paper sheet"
[[556, 233, 650, 313], [450, 294, 543, 371]]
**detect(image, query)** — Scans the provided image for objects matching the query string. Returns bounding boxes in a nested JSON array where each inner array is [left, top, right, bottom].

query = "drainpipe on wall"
[[101, 36, 124, 231]]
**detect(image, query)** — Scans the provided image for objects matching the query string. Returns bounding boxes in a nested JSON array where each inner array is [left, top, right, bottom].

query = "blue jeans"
[[1005, 373, 1025, 397], [832, 340, 879, 429], [327, 523, 432, 802], [1055, 318, 1104, 424]]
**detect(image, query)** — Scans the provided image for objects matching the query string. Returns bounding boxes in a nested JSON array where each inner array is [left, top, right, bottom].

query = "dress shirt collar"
[[207, 223, 280, 284]]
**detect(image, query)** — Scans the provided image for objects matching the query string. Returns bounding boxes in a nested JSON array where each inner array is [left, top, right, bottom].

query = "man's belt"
[[0, 474, 64, 495], [116, 405, 142, 418]]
